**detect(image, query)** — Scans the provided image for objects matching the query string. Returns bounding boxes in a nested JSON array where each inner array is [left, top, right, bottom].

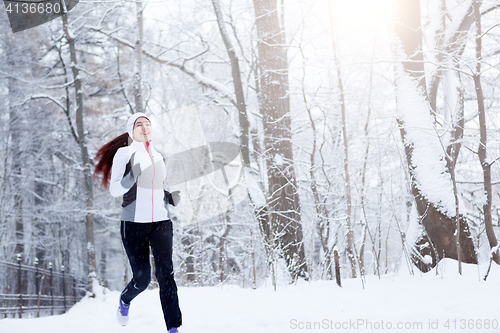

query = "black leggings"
[[120, 220, 182, 330]]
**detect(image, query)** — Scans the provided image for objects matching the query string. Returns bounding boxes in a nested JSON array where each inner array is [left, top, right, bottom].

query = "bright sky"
[[332, 0, 394, 33]]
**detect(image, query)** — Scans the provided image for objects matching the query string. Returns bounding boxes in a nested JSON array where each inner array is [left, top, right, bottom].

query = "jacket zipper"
[[149, 150, 155, 222]]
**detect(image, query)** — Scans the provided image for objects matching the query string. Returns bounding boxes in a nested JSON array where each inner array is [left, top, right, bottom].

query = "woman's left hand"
[[171, 191, 181, 206]]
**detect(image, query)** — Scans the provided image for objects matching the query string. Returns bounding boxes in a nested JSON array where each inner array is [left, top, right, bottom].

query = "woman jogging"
[[94, 113, 182, 333]]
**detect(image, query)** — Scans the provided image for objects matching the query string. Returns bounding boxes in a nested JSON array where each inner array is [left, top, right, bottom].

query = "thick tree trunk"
[[10, 86, 23, 258], [253, 0, 307, 280], [4, 34, 24, 259], [393, 0, 477, 272], [61, 0, 97, 293]]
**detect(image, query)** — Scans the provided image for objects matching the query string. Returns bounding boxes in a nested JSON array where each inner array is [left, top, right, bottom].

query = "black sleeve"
[[120, 160, 135, 189]]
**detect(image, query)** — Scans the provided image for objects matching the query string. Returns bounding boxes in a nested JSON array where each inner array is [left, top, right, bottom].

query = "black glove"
[[164, 190, 181, 206], [171, 190, 181, 206]]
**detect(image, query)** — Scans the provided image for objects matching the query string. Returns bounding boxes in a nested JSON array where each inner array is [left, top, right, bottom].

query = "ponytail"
[[93, 132, 129, 188]]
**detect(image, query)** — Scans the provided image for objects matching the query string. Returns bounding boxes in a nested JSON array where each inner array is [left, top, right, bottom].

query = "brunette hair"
[[93, 132, 129, 188]]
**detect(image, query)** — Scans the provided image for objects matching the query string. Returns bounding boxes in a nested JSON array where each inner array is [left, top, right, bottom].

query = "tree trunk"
[[181, 227, 198, 284], [211, 2, 269, 284], [10, 84, 23, 258], [328, 0, 359, 278], [61, 0, 97, 293], [33, 139, 47, 267], [427, 1, 472, 174], [306, 100, 332, 279], [392, 0, 477, 272], [4, 34, 24, 259], [218, 214, 231, 283], [473, 0, 500, 264], [252, 0, 307, 280], [211, 0, 250, 167]]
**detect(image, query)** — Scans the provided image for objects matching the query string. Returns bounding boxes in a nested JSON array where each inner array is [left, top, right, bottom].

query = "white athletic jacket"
[[109, 140, 171, 222]]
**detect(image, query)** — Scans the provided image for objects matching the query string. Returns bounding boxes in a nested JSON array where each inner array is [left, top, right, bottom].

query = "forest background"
[[1, 0, 500, 293]]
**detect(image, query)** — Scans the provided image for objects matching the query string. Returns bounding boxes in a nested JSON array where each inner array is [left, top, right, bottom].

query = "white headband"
[[126, 112, 150, 139]]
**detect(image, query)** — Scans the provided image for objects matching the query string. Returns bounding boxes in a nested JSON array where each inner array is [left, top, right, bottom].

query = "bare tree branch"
[[87, 26, 237, 107]]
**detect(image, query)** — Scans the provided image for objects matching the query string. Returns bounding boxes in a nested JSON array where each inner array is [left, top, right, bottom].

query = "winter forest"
[[1, 0, 500, 320]]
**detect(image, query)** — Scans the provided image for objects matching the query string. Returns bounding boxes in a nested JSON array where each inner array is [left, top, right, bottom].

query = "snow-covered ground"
[[1, 259, 499, 333]]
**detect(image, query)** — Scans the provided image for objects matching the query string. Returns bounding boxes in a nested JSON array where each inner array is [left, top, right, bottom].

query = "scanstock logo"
[[3, 0, 79, 33]]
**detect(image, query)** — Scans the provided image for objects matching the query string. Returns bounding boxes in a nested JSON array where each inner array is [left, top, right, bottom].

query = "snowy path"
[[0, 259, 498, 333]]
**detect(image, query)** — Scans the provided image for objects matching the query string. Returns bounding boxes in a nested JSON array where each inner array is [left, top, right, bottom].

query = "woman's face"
[[132, 117, 152, 142]]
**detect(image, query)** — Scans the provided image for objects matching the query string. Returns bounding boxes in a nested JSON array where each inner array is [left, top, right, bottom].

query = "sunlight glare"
[[331, 0, 394, 34]]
